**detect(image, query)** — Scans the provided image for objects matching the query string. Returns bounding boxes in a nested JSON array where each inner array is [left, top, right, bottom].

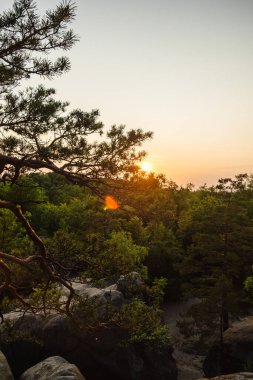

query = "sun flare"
[[141, 162, 152, 173], [104, 195, 119, 210]]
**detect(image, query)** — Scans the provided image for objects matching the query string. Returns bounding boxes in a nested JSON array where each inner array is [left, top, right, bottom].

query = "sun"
[[141, 161, 152, 173]]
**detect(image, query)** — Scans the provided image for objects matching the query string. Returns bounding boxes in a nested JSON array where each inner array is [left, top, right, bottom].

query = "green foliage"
[[0, 0, 156, 330], [244, 275, 253, 294], [0, 209, 31, 255], [180, 188, 253, 299], [71, 294, 119, 329], [83, 231, 148, 281], [0, 0, 153, 220], [0, 177, 45, 206], [0, 319, 42, 347], [243, 271, 253, 304], [0, 0, 77, 91], [178, 176, 253, 349], [146, 222, 182, 300], [117, 299, 170, 348], [148, 277, 168, 308], [30, 173, 88, 205], [124, 216, 148, 245], [243, 359, 253, 372], [47, 229, 86, 270], [30, 285, 61, 314]]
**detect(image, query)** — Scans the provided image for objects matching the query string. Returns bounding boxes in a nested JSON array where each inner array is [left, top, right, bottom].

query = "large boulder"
[[0, 314, 177, 380], [20, 356, 85, 380], [203, 317, 253, 377], [198, 373, 253, 379], [0, 351, 14, 380]]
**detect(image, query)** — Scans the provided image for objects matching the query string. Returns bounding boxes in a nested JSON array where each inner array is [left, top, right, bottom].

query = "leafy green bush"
[[116, 299, 169, 349], [83, 231, 148, 281]]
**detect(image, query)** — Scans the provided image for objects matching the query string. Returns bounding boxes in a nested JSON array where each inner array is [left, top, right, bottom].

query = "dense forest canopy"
[[1, 172, 253, 322]]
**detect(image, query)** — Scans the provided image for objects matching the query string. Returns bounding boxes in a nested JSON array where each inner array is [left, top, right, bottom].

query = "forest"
[[0, 1, 253, 380], [2, 171, 253, 320], [2, 171, 253, 379]]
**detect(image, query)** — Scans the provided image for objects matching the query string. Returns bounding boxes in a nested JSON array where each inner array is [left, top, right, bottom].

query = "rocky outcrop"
[[198, 373, 253, 379], [1, 314, 177, 380], [203, 317, 253, 377], [59, 281, 125, 308], [1, 276, 176, 380], [0, 351, 14, 380], [20, 356, 85, 380], [116, 272, 144, 298]]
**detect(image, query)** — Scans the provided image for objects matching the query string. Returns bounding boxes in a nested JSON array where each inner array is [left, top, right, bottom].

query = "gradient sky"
[[3, 0, 253, 186]]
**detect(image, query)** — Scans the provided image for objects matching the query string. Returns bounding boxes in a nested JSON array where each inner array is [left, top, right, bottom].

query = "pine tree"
[[0, 1, 152, 317]]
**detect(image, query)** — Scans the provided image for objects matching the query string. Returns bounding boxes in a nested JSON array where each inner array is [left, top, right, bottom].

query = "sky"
[[2, 0, 253, 186]]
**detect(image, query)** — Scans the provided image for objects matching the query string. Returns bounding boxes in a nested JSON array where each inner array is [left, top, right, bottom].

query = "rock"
[[20, 356, 85, 380], [117, 272, 143, 289], [198, 373, 253, 379], [204, 317, 253, 377], [103, 288, 124, 307], [116, 272, 144, 298], [104, 284, 118, 291], [59, 282, 124, 308], [76, 286, 104, 298], [60, 282, 90, 297], [0, 351, 14, 380], [1, 314, 177, 380]]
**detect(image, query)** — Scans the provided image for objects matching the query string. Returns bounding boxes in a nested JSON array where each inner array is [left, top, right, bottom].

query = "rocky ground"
[[163, 300, 253, 380], [3, 294, 253, 379], [1, 277, 177, 380], [163, 300, 205, 380]]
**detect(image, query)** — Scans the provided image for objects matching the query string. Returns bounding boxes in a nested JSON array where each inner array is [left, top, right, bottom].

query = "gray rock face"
[[0, 351, 14, 380], [204, 317, 253, 377], [117, 272, 143, 291], [20, 356, 85, 380], [1, 314, 177, 380], [198, 373, 253, 379], [59, 282, 124, 308]]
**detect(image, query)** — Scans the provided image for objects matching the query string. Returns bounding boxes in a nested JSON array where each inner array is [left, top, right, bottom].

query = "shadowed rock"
[[20, 356, 85, 380], [204, 317, 253, 377], [1, 314, 177, 380], [198, 372, 253, 379], [0, 351, 14, 380]]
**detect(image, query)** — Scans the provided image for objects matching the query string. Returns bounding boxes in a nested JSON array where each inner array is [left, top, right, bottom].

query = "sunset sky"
[[3, 0, 253, 186]]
